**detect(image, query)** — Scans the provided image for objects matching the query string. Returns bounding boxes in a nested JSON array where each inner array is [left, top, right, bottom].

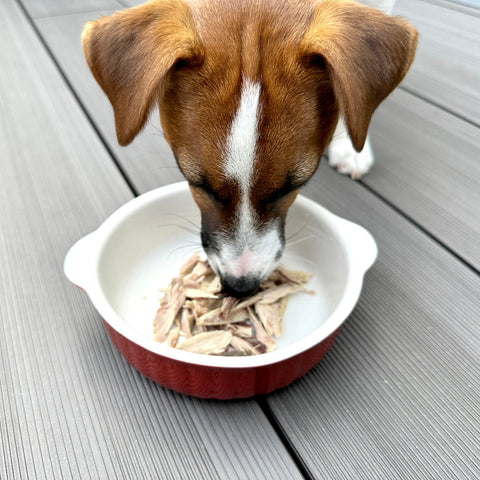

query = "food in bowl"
[[153, 252, 314, 355], [63, 182, 377, 398]]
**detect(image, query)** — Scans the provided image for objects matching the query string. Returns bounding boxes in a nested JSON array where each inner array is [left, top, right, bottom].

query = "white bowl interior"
[[96, 186, 349, 352]]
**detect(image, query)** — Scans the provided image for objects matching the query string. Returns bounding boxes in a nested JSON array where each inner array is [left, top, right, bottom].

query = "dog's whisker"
[[163, 213, 201, 232], [281, 251, 317, 268], [166, 243, 202, 260], [180, 246, 203, 260], [157, 223, 200, 235], [176, 239, 200, 247], [286, 235, 315, 248], [286, 222, 308, 242]]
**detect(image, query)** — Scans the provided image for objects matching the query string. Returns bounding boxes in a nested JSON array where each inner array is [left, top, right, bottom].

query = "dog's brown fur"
[[82, 0, 417, 185], [82, 0, 417, 287]]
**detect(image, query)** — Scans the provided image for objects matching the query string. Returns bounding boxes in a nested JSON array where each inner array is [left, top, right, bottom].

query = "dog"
[[82, 0, 417, 297], [327, 0, 398, 177]]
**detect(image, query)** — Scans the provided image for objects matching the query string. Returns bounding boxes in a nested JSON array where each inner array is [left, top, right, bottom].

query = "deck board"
[[394, 0, 480, 125], [2, 0, 480, 478], [20, 0, 122, 18], [35, 9, 184, 195], [366, 88, 480, 270], [0, 1, 303, 478], [266, 163, 480, 479], [36, 6, 480, 271]]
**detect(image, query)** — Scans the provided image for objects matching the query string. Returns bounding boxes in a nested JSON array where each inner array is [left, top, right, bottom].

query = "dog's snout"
[[221, 274, 261, 298]]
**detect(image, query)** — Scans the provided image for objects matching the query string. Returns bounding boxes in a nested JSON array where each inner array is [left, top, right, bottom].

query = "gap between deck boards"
[[358, 180, 480, 277], [14, 1, 314, 477], [257, 397, 316, 480], [16, 0, 140, 197], [16, 0, 480, 341], [15, 0, 480, 475], [400, 85, 480, 130], [18, 0, 479, 279]]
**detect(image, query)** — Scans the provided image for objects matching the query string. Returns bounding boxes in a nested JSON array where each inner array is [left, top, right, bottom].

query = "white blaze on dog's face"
[[158, 3, 341, 297], [81, 0, 418, 296], [167, 64, 333, 296], [210, 80, 282, 294]]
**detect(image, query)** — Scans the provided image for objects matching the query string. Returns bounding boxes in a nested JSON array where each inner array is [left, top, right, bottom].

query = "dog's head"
[[82, 0, 417, 296]]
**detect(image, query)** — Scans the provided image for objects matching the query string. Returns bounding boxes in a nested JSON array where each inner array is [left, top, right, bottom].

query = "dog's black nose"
[[221, 274, 261, 298]]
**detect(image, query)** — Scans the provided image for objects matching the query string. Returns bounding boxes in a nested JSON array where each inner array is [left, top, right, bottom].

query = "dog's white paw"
[[327, 135, 374, 179]]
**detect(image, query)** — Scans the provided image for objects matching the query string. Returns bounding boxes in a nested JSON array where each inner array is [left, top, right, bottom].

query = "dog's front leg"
[[327, 119, 374, 179], [327, 0, 397, 179]]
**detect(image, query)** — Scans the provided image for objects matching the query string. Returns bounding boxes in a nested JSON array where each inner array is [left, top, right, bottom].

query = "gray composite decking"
[[394, 0, 480, 125], [2, 0, 480, 479]]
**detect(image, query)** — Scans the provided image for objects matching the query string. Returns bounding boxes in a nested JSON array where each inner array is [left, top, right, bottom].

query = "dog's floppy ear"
[[82, 0, 203, 146], [300, 0, 418, 151]]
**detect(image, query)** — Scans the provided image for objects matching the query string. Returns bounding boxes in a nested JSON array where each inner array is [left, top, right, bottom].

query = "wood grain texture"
[[394, 0, 480, 125], [366, 88, 480, 270], [267, 162, 480, 480], [35, 10, 184, 195], [0, 1, 303, 478]]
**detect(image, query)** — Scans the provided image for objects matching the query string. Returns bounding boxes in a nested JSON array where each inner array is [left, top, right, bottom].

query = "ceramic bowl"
[[64, 181, 377, 399]]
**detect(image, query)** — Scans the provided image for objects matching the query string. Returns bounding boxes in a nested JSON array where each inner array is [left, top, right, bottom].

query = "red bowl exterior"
[[103, 320, 341, 399]]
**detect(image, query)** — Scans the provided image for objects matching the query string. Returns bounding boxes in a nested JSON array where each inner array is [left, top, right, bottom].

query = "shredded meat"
[[152, 252, 314, 355]]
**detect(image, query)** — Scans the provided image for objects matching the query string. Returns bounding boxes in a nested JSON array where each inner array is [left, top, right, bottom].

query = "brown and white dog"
[[82, 0, 417, 297]]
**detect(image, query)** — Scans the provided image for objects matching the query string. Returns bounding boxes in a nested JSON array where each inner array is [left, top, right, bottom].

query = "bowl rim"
[[64, 181, 377, 369]]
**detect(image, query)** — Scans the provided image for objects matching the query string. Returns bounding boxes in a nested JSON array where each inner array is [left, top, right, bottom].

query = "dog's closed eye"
[[258, 174, 309, 210], [81, 0, 417, 299], [263, 188, 297, 208], [191, 183, 229, 206]]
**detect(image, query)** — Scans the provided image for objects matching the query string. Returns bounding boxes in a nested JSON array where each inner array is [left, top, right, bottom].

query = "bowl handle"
[[340, 220, 378, 274], [64, 232, 97, 289]]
